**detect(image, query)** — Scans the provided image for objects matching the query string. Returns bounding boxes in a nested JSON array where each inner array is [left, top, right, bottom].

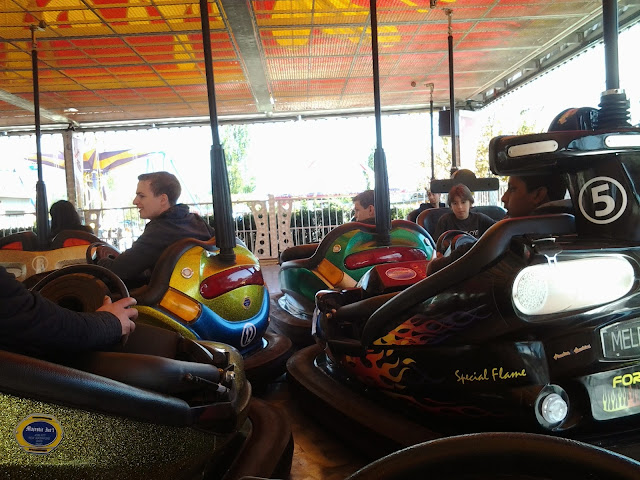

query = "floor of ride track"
[[259, 263, 369, 480]]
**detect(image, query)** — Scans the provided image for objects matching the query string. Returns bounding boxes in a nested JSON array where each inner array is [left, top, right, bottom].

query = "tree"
[[474, 109, 539, 179], [220, 124, 256, 195]]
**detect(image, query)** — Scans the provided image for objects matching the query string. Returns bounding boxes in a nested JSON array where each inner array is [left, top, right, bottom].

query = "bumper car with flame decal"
[[288, 117, 640, 460], [272, 220, 434, 346], [38, 237, 292, 386], [0, 322, 292, 479]]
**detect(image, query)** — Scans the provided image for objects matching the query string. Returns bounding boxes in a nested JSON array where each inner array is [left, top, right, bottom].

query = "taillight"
[[200, 265, 264, 299], [344, 247, 428, 270]]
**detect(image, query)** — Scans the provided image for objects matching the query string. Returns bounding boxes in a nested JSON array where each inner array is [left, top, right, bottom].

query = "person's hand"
[[97, 295, 138, 337]]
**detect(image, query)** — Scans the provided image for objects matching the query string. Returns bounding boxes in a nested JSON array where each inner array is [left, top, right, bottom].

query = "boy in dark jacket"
[[98, 171, 214, 287]]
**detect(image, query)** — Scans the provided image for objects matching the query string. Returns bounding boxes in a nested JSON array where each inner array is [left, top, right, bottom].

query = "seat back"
[[471, 205, 506, 221], [50, 229, 101, 249], [490, 128, 640, 242], [0, 231, 38, 251], [416, 208, 451, 238]]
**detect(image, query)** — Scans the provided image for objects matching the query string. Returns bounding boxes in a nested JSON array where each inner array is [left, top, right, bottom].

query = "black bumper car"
[[288, 110, 640, 460]]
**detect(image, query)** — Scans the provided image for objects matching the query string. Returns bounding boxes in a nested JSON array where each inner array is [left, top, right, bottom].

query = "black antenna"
[[199, 0, 235, 262], [31, 21, 49, 250], [369, 0, 391, 246], [596, 0, 631, 129], [445, 8, 458, 174]]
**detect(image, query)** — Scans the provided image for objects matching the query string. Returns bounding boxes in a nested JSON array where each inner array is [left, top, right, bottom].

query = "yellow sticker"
[[15, 414, 63, 454]]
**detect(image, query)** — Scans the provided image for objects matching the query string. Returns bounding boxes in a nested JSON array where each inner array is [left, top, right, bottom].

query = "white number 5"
[[591, 183, 615, 217], [578, 176, 627, 225]]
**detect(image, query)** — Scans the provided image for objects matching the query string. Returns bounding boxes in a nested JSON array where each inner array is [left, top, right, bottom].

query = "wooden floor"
[[258, 263, 369, 480]]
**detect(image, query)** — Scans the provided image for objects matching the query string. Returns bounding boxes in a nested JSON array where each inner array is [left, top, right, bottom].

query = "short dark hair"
[[352, 189, 375, 208], [138, 171, 181, 205], [518, 174, 566, 201], [447, 183, 474, 206]]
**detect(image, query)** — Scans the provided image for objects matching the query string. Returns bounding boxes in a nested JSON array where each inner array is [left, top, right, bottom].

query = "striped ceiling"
[[1, 1, 638, 129]]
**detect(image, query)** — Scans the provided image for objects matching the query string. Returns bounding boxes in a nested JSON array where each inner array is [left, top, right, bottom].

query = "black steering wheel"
[[435, 229, 473, 256], [31, 264, 129, 311], [346, 432, 640, 480], [86, 242, 121, 264]]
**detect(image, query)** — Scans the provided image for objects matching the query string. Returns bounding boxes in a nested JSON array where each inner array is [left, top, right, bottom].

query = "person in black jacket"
[[97, 171, 214, 287], [407, 189, 446, 223], [0, 265, 137, 357], [433, 184, 495, 241]]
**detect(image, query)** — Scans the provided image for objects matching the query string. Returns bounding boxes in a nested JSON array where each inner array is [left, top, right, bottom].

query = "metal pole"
[[369, 0, 391, 246], [199, 0, 235, 261], [602, 0, 619, 90], [597, 0, 631, 128], [446, 9, 458, 172], [31, 22, 49, 249], [426, 83, 435, 180]]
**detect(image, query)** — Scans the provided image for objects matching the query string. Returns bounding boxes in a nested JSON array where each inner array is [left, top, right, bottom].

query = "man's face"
[[427, 191, 440, 206], [133, 180, 169, 220], [450, 196, 471, 220], [354, 201, 375, 222], [501, 176, 544, 217]]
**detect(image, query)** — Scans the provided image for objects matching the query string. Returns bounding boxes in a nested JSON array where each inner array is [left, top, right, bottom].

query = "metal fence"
[[0, 188, 506, 260]]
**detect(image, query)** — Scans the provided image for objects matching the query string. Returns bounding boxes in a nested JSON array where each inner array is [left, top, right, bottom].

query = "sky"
[[2, 22, 639, 210]]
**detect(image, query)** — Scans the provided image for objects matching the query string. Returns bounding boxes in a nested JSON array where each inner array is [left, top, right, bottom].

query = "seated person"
[[427, 174, 567, 275], [49, 199, 94, 240], [98, 171, 215, 287], [0, 265, 137, 357], [407, 189, 446, 222], [433, 184, 496, 241], [353, 189, 375, 224]]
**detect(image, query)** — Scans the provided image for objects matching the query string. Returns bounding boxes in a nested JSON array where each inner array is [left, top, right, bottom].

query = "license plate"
[[600, 318, 640, 359], [580, 365, 640, 421]]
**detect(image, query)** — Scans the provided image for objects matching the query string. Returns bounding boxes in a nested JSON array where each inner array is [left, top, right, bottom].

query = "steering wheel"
[[31, 264, 129, 311], [435, 229, 472, 256], [346, 432, 640, 480], [86, 242, 121, 265]]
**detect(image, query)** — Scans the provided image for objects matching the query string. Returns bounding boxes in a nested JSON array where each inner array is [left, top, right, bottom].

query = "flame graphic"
[[603, 386, 640, 412], [345, 350, 415, 390], [375, 306, 491, 347]]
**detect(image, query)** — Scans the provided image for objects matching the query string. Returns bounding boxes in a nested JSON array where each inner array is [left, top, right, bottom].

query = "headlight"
[[513, 256, 634, 316]]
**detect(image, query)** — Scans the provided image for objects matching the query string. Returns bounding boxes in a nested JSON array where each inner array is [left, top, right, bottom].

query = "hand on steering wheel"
[[87, 242, 121, 264]]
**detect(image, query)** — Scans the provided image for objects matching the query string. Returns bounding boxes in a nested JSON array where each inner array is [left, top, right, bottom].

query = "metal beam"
[[0, 89, 73, 125], [219, 0, 272, 113]]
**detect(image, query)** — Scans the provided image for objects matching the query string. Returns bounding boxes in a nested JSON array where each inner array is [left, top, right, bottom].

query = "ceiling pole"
[[426, 82, 435, 181], [31, 21, 49, 249], [597, 0, 631, 129], [199, 0, 235, 262], [446, 8, 458, 174], [369, 0, 391, 246]]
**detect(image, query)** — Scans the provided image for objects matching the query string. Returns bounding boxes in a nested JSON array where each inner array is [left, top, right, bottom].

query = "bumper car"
[[347, 432, 640, 480], [0, 316, 292, 479], [48, 236, 293, 387], [0, 229, 102, 285], [272, 220, 435, 346], [288, 107, 640, 460]]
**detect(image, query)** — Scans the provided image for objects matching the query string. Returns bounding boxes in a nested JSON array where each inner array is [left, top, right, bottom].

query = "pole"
[[596, 0, 631, 128], [369, 0, 391, 246], [199, 0, 235, 262], [446, 9, 458, 173], [426, 83, 435, 181], [31, 21, 49, 249]]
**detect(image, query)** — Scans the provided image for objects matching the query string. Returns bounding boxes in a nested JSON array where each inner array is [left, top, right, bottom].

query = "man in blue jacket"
[[0, 265, 137, 356], [97, 171, 214, 287]]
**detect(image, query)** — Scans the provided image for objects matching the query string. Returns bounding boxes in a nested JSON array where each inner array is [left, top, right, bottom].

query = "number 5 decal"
[[578, 176, 627, 224]]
